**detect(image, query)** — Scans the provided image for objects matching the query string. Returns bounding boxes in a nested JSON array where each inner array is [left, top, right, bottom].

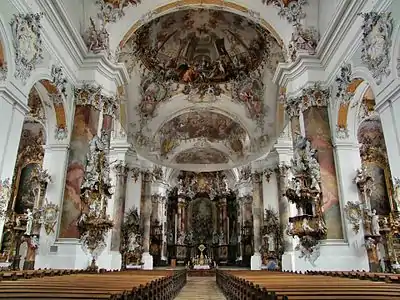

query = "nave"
[[0, 268, 399, 299]]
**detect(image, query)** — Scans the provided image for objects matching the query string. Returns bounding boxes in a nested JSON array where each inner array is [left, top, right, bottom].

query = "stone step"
[[175, 277, 226, 300]]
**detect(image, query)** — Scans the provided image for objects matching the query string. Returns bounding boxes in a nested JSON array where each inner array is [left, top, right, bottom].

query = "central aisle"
[[175, 277, 226, 299]]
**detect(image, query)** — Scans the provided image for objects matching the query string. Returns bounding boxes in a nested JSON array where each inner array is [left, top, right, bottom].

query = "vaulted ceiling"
[[119, 8, 286, 171]]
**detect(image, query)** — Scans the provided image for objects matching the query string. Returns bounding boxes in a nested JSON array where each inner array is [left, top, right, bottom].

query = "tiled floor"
[[175, 277, 226, 299]]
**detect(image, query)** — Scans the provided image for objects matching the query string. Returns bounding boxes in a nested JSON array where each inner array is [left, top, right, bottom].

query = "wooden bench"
[[305, 270, 400, 283], [0, 269, 187, 299], [219, 270, 400, 299]]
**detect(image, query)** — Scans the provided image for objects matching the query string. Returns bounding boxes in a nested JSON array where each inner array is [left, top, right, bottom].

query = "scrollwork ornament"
[[288, 25, 319, 61], [39, 200, 59, 235], [359, 12, 393, 85], [10, 13, 44, 84], [262, 0, 308, 25], [335, 63, 353, 103], [51, 65, 68, 98], [344, 201, 362, 234], [96, 0, 142, 23], [0, 64, 7, 81]]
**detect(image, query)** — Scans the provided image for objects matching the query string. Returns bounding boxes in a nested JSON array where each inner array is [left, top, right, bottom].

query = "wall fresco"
[[303, 107, 343, 239], [59, 106, 100, 238]]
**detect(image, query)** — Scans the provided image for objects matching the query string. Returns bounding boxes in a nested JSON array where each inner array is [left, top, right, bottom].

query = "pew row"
[[0, 269, 90, 281], [0, 269, 187, 299], [222, 270, 400, 300], [216, 269, 286, 300], [304, 270, 400, 283]]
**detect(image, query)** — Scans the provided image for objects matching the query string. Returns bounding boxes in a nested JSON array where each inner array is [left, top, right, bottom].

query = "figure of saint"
[[25, 209, 34, 235], [370, 209, 381, 236]]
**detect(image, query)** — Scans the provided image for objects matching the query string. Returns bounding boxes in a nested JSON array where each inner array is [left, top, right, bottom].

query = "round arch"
[[111, 0, 288, 52]]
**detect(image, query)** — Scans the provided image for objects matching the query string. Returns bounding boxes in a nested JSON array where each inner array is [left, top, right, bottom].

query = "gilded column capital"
[[251, 172, 263, 184], [275, 162, 290, 178], [284, 96, 301, 119], [113, 160, 129, 177], [102, 95, 118, 118], [74, 83, 103, 110], [299, 82, 330, 112], [141, 169, 153, 183]]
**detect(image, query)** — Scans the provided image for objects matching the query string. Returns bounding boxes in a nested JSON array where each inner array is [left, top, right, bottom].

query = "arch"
[[336, 78, 364, 136], [0, 13, 14, 80], [113, 0, 287, 51], [346, 81, 371, 142], [390, 21, 400, 79], [40, 80, 68, 140]]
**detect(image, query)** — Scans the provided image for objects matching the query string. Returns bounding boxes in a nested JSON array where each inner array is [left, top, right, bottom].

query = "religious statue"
[[370, 209, 380, 236], [177, 232, 185, 245], [25, 208, 34, 235], [302, 218, 314, 232], [286, 222, 294, 235], [267, 233, 275, 252]]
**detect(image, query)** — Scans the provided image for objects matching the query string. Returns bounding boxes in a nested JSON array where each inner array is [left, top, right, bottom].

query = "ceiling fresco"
[[157, 111, 247, 158], [174, 148, 229, 164], [129, 9, 272, 84], [122, 8, 286, 171]]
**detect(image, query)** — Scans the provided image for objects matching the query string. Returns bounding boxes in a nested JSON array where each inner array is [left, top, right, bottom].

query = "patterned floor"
[[175, 277, 226, 299]]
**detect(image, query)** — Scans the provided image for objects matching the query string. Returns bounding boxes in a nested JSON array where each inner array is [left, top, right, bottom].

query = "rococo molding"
[[10, 13, 44, 84], [96, 0, 142, 23], [359, 12, 393, 85], [262, 0, 308, 25]]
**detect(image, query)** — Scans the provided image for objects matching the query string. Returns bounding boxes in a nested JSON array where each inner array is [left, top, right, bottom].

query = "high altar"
[[165, 171, 238, 265]]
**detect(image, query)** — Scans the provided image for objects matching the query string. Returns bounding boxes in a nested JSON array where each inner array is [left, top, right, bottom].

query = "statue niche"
[[187, 198, 217, 245]]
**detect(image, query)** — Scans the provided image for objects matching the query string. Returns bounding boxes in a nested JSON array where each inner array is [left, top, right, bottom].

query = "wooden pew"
[[219, 270, 400, 299], [305, 270, 400, 283], [0, 269, 187, 299]]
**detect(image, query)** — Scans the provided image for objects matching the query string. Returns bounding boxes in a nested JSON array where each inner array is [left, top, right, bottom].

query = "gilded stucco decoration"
[[288, 25, 319, 61], [51, 65, 68, 98], [74, 83, 111, 111], [83, 18, 110, 56], [262, 0, 308, 25], [335, 63, 352, 139], [360, 12, 393, 85], [96, 0, 142, 23], [10, 13, 44, 84], [344, 201, 363, 234]]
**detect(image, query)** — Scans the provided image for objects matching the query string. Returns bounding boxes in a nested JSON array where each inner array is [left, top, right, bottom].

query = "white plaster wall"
[[318, 0, 341, 37], [262, 173, 279, 214], [125, 173, 142, 214]]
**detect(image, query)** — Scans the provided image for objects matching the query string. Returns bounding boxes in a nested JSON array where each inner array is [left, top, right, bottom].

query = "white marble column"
[[35, 143, 70, 269], [141, 170, 153, 270], [251, 172, 263, 270]]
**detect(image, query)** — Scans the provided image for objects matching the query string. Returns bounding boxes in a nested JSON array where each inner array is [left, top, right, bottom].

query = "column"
[[110, 162, 129, 252], [35, 143, 69, 269], [300, 85, 343, 239], [237, 197, 244, 260], [140, 170, 153, 269], [333, 141, 369, 270], [275, 163, 293, 252], [59, 86, 102, 239], [0, 94, 27, 246], [251, 171, 263, 270]]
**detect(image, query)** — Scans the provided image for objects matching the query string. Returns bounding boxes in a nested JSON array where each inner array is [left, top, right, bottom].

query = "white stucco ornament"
[[360, 12, 393, 85], [10, 13, 44, 84]]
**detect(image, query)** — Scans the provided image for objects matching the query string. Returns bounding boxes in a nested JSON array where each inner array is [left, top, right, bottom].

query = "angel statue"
[[25, 209, 34, 235], [302, 218, 314, 232]]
